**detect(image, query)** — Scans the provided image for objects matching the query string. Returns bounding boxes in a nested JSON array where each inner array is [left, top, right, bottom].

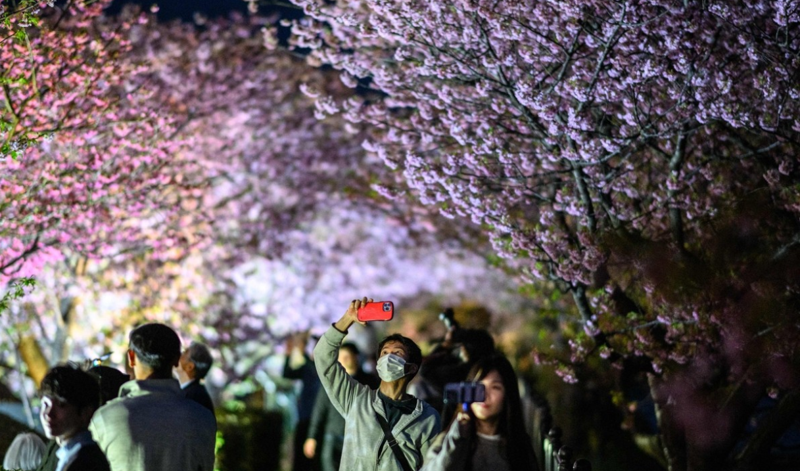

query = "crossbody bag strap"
[[375, 412, 415, 471]]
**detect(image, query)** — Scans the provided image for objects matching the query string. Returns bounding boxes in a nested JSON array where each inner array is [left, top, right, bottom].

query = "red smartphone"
[[357, 301, 394, 322]]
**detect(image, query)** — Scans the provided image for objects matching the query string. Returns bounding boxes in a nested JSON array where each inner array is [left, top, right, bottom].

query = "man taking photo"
[[314, 297, 441, 471]]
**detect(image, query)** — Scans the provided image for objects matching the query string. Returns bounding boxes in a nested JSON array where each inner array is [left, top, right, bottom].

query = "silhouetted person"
[[284, 331, 322, 471]]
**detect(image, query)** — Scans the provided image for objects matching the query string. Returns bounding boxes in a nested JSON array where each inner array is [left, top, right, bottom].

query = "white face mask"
[[377, 353, 408, 382]]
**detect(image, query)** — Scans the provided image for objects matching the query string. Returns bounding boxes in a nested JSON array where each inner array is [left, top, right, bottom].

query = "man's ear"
[[127, 349, 136, 368], [405, 363, 419, 375]]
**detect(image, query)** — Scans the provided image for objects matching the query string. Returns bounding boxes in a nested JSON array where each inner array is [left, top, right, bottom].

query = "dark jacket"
[[37, 440, 58, 471], [37, 436, 111, 471], [283, 353, 321, 422], [67, 442, 111, 471], [181, 379, 215, 414]]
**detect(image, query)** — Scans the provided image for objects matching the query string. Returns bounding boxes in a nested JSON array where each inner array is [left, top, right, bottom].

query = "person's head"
[[453, 328, 495, 363], [2, 432, 45, 471], [177, 342, 213, 383], [87, 365, 130, 406], [376, 334, 422, 385], [128, 323, 181, 380], [39, 365, 101, 442], [464, 353, 534, 468], [339, 342, 361, 375]]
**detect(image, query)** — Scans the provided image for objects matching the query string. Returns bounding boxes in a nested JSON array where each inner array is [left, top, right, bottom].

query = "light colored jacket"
[[315, 326, 441, 471], [89, 378, 216, 471]]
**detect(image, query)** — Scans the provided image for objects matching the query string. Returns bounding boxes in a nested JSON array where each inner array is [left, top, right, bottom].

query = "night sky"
[[107, 0, 275, 22]]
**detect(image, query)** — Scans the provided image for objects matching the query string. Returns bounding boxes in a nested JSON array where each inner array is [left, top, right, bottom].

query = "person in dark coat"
[[39, 365, 110, 471], [175, 342, 215, 414], [416, 327, 495, 423], [284, 331, 322, 471], [304, 343, 379, 471]]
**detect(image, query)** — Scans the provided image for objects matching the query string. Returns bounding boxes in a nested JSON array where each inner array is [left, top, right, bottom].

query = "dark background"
[[107, 0, 301, 22], [108, 0, 246, 20]]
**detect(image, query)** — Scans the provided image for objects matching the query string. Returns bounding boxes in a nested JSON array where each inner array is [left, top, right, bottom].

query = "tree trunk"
[[649, 373, 688, 471], [18, 335, 49, 387]]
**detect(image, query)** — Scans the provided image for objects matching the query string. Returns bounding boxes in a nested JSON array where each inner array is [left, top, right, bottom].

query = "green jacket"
[[314, 326, 441, 471]]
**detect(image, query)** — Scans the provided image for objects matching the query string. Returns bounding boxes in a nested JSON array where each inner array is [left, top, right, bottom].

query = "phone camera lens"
[[383, 302, 391, 312]]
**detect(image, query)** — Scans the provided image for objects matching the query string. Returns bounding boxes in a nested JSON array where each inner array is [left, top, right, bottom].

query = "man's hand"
[[333, 297, 373, 333], [303, 438, 317, 459]]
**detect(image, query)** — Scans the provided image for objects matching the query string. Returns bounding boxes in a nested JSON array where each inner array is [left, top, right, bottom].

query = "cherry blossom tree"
[[1, 11, 528, 400], [1, 0, 207, 283], [276, 1, 800, 469], [102, 13, 522, 381]]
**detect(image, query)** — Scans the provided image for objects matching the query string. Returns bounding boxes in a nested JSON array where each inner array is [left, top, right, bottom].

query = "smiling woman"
[[421, 353, 539, 471]]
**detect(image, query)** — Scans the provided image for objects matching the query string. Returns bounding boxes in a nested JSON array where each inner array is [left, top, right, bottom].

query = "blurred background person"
[[3, 432, 45, 471], [413, 309, 495, 423], [175, 342, 215, 414], [304, 342, 378, 471], [421, 353, 538, 471], [87, 366, 130, 408], [283, 331, 321, 471]]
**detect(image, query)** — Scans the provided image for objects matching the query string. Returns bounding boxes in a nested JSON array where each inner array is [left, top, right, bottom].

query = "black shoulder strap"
[[375, 412, 415, 471]]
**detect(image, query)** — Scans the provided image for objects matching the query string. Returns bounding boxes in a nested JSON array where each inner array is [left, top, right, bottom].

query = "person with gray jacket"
[[89, 323, 216, 471], [315, 297, 441, 471]]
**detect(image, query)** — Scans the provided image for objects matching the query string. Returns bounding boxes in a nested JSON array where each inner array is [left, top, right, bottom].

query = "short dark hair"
[[129, 323, 181, 375], [453, 328, 495, 362], [186, 342, 213, 379], [87, 366, 129, 405], [378, 334, 422, 367], [340, 342, 361, 357], [40, 365, 101, 413]]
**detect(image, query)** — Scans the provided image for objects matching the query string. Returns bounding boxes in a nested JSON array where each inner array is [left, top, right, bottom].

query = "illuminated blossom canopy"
[[0, 7, 529, 391], [278, 0, 800, 469], [1, 1, 799, 469]]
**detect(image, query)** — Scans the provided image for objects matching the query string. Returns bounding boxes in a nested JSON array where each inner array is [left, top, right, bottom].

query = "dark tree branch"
[[668, 130, 687, 250]]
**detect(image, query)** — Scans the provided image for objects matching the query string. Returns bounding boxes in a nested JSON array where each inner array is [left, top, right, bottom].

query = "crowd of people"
[[3, 298, 539, 471], [283, 298, 539, 471], [2, 324, 217, 471]]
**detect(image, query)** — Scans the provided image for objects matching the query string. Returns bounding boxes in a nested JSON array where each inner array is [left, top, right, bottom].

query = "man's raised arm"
[[313, 298, 372, 416]]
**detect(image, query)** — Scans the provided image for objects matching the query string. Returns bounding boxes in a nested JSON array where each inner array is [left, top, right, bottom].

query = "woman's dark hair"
[[464, 353, 536, 470]]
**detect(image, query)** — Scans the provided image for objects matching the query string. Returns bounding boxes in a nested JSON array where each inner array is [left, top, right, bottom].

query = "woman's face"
[[470, 369, 505, 422]]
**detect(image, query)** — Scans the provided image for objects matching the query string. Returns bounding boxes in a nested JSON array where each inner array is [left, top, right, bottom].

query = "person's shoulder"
[[419, 399, 442, 421], [72, 442, 111, 471], [93, 396, 128, 418], [178, 395, 216, 423]]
